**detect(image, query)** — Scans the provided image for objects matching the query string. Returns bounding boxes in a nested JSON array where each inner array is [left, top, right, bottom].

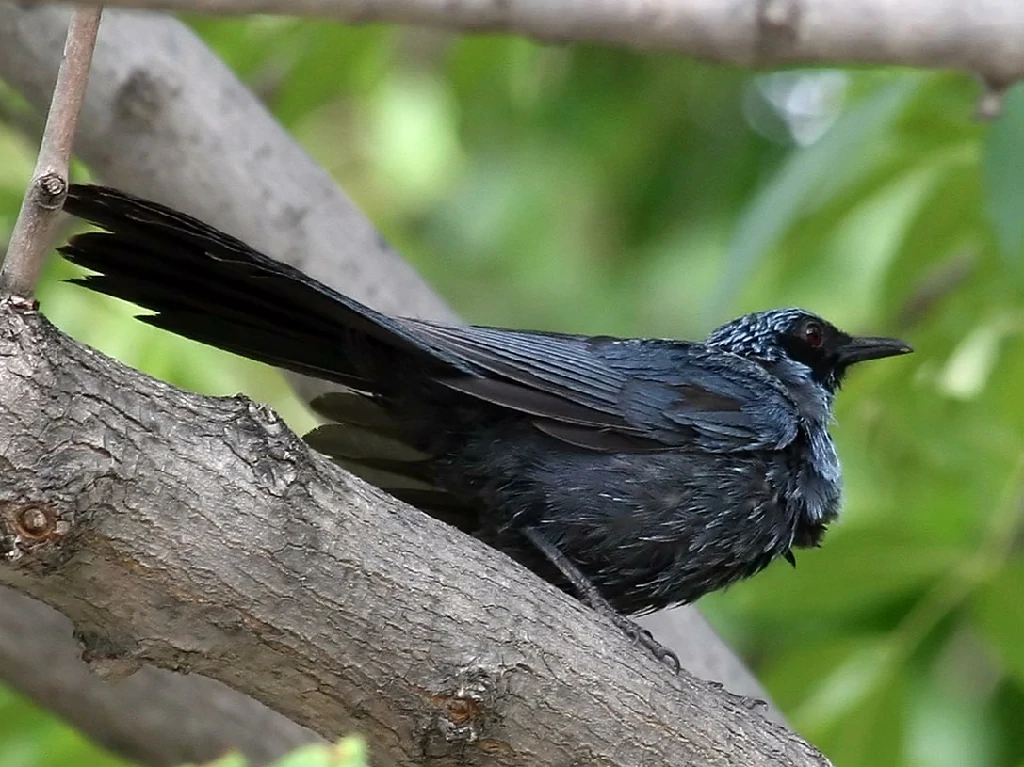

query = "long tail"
[[60, 184, 452, 388], [60, 184, 475, 527]]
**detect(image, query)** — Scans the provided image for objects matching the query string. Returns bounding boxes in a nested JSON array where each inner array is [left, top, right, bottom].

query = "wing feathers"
[[63, 185, 799, 458], [400, 322, 800, 453]]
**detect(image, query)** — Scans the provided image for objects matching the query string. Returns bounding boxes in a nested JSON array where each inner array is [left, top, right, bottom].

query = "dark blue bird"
[[58, 185, 912, 669]]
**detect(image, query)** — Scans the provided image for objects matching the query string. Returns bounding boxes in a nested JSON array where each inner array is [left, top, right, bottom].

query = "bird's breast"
[[523, 448, 808, 612], [788, 422, 842, 546], [771, 369, 844, 531]]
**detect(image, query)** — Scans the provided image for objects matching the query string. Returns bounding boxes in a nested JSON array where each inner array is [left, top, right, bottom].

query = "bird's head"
[[705, 309, 912, 393]]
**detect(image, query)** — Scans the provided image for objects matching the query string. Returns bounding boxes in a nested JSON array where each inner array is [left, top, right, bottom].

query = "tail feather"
[[305, 392, 478, 528], [66, 232, 341, 341], [59, 184, 456, 387], [60, 184, 481, 530], [309, 390, 402, 435], [305, 417, 478, 534]]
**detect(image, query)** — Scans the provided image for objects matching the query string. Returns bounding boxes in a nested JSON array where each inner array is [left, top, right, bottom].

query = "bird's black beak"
[[837, 335, 913, 366]]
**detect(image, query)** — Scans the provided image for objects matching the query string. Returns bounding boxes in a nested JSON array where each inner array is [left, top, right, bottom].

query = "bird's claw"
[[611, 614, 681, 674]]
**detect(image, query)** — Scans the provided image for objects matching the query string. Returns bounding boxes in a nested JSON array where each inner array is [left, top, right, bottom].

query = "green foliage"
[[2, 17, 1024, 767], [716, 76, 921, 315], [0, 686, 127, 767], [186, 738, 365, 767]]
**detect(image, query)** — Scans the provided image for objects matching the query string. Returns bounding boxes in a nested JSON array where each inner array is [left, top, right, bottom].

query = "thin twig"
[[895, 250, 976, 331], [0, 7, 103, 298]]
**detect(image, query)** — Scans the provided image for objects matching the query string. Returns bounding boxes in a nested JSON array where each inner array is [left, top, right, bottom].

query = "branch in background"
[[0, 302, 829, 767], [0, 589, 318, 767], [0, 7, 101, 296], [11, 0, 1024, 88]]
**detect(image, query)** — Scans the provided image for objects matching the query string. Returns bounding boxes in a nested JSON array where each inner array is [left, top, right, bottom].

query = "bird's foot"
[[521, 527, 682, 674], [610, 614, 681, 674]]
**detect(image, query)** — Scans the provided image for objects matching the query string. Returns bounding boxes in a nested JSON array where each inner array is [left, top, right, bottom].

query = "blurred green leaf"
[[712, 528, 963, 621], [822, 673, 904, 767], [272, 739, 366, 767], [187, 739, 366, 767], [270, 24, 396, 126], [972, 561, 1024, 688], [761, 635, 882, 714], [0, 684, 130, 767], [715, 76, 920, 316], [908, 662, 1000, 767]]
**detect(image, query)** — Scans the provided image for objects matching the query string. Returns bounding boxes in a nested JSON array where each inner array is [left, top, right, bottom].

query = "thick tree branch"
[[0, 300, 828, 767], [12, 0, 1024, 84]]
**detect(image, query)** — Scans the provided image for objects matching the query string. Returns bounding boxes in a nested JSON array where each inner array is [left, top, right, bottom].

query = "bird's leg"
[[523, 528, 680, 673]]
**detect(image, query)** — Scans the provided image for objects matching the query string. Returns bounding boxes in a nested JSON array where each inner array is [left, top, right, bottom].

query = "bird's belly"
[[528, 449, 810, 614], [426, 419, 836, 615]]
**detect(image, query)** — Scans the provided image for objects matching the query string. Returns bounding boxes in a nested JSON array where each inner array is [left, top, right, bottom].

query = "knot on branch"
[[116, 67, 179, 126], [32, 172, 67, 210], [0, 500, 68, 561], [755, 0, 801, 63], [420, 664, 515, 758], [75, 627, 143, 681]]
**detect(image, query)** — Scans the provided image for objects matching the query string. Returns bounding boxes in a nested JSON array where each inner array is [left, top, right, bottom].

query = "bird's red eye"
[[803, 322, 824, 348]]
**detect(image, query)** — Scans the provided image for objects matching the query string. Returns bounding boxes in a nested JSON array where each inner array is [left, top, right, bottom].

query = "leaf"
[[0, 684, 131, 767], [713, 76, 921, 315], [825, 674, 905, 767], [271, 739, 367, 767], [880, 160, 983, 316], [184, 739, 366, 767], [906, 668, 1001, 767], [982, 82, 1024, 265], [761, 635, 879, 714], [972, 561, 1024, 688], [712, 527, 963, 621], [271, 24, 396, 125]]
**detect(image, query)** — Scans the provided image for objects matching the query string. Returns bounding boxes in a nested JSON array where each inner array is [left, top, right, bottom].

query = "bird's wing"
[[401, 321, 800, 453], [599, 340, 801, 452]]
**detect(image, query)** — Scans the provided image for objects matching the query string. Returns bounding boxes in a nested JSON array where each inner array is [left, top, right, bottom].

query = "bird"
[[57, 184, 912, 670]]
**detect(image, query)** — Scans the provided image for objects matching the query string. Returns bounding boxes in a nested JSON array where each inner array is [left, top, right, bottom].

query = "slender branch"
[[0, 7, 101, 297], [11, 0, 1024, 83], [0, 301, 830, 767]]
